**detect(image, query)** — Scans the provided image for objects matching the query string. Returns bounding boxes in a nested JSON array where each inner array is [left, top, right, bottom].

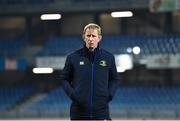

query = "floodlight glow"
[[33, 67, 54, 74], [40, 14, 62, 20], [115, 54, 133, 72], [127, 47, 132, 53], [133, 46, 141, 55], [117, 66, 126, 73], [111, 11, 133, 18]]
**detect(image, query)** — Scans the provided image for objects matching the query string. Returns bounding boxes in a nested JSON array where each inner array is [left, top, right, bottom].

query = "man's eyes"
[[87, 35, 96, 37]]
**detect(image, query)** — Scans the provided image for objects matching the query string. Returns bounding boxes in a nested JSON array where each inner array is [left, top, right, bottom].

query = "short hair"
[[83, 23, 101, 35]]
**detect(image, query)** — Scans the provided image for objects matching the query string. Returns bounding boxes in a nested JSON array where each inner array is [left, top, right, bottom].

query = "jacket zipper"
[[89, 50, 95, 119], [90, 62, 94, 118]]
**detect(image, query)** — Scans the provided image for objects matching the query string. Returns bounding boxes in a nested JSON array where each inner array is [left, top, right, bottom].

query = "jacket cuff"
[[70, 91, 76, 101]]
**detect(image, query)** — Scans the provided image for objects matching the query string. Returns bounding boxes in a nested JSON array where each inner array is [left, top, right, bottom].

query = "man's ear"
[[99, 35, 102, 41], [82, 35, 85, 40]]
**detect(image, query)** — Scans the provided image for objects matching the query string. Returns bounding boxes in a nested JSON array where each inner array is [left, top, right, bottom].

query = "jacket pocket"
[[70, 91, 81, 103], [71, 91, 88, 109]]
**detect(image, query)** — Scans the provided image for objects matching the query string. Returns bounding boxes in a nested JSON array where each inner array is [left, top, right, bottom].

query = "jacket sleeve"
[[60, 55, 76, 100], [108, 55, 120, 101]]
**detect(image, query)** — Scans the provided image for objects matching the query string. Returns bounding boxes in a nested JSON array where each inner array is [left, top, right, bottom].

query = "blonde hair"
[[83, 23, 101, 35]]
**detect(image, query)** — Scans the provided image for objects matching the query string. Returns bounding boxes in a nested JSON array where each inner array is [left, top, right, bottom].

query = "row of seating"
[[19, 86, 180, 118], [37, 35, 180, 56], [0, 38, 28, 57], [0, 86, 36, 112], [0, 35, 179, 57], [24, 87, 70, 117], [111, 86, 180, 109]]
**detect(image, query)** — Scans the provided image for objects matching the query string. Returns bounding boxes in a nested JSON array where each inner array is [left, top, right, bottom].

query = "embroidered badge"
[[99, 60, 107, 67], [79, 61, 84, 65]]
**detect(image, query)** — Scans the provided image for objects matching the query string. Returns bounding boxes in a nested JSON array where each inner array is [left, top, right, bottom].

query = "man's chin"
[[88, 45, 94, 49], [89, 47, 94, 51], [89, 46, 94, 48]]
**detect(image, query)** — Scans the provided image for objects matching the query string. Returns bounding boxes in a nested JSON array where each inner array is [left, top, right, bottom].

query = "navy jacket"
[[61, 45, 120, 120]]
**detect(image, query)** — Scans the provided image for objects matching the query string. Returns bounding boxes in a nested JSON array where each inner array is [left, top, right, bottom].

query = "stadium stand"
[[0, 86, 36, 112], [36, 35, 180, 56], [23, 87, 70, 118], [1, 85, 180, 119], [0, 0, 180, 120], [0, 37, 28, 57], [110, 86, 180, 119], [36, 37, 83, 56]]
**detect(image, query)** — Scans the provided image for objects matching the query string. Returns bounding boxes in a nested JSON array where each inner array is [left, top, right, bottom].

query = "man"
[[61, 23, 120, 120]]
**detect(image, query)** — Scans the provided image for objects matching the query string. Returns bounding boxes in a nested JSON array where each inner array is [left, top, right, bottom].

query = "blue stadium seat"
[[110, 86, 180, 115], [0, 37, 28, 57], [24, 87, 70, 116], [0, 86, 36, 112]]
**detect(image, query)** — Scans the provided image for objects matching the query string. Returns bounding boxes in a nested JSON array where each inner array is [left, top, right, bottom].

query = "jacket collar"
[[83, 44, 100, 55]]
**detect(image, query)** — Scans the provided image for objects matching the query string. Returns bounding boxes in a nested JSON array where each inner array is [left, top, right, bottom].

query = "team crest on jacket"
[[79, 61, 84, 65], [99, 60, 107, 67]]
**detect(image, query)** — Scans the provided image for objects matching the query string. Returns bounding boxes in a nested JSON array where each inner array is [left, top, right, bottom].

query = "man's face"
[[83, 28, 101, 50]]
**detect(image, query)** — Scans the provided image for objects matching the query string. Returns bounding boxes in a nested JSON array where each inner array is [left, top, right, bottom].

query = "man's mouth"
[[89, 42, 93, 45]]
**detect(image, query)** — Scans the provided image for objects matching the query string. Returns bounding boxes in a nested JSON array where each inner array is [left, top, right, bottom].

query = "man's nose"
[[89, 36, 93, 41]]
